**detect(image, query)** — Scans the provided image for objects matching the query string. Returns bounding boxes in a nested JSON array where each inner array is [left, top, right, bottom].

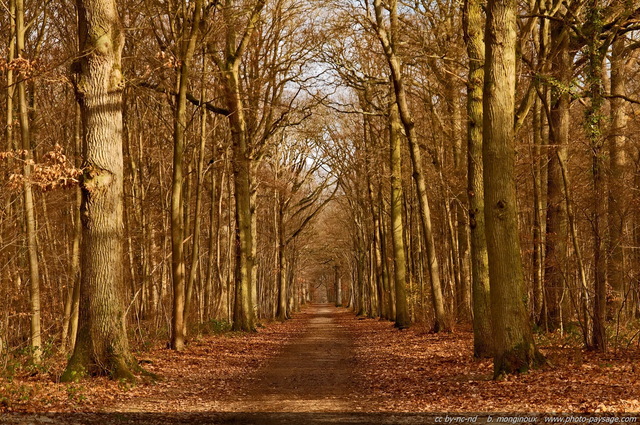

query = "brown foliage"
[[1, 145, 82, 191]]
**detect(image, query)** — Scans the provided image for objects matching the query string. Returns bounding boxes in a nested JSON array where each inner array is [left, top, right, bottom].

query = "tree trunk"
[[607, 37, 629, 320], [463, 0, 492, 358], [184, 79, 208, 337], [557, 152, 592, 347], [250, 173, 259, 320], [378, 199, 393, 320], [531, 99, 544, 324], [585, 1, 607, 351], [389, 101, 411, 329], [483, 0, 543, 378], [224, 65, 255, 331], [276, 198, 287, 321], [205, 142, 222, 320], [62, 0, 137, 381], [170, 0, 202, 350], [16, 0, 42, 363], [448, 81, 471, 323], [231, 128, 255, 331], [335, 265, 342, 307], [543, 18, 571, 332], [62, 104, 82, 353], [373, 0, 449, 331]]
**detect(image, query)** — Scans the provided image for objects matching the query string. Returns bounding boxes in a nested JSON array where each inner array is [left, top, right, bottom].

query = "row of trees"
[[314, 0, 640, 377], [2, 0, 640, 380], [1, 0, 336, 379]]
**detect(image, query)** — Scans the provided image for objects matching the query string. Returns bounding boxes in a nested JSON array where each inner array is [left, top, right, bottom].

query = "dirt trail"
[[4, 305, 437, 423], [223, 303, 356, 412], [4, 302, 639, 423], [107, 304, 365, 418]]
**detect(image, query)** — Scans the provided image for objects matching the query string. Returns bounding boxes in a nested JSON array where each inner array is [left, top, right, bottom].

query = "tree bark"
[[372, 0, 450, 331], [389, 101, 411, 329], [483, 0, 543, 378], [463, 0, 492, 358], [62, 0, 137, 381], [16, 0, 42, 363], [170, 0, 203, 350]]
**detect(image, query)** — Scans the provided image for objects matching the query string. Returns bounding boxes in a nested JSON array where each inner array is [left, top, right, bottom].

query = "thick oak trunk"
[[62, 0, 136, 381], [483, 0, 543, 377]]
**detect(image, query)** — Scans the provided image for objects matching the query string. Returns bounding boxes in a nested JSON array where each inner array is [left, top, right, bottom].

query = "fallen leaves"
[[349, 314, 640, 412], [0, 317, 306, 414], [2, 307, 640, 415]]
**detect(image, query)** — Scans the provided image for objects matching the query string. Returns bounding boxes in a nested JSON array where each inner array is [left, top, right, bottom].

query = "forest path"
[[221, 303, 356, 412], [104, 304, 401, 423]]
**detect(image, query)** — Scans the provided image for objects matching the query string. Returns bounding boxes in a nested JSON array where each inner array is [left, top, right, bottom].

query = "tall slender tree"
[[371, 0, 450, 332], [543, 10, 572, 332], [170, 0, 203, 351], [463, 0, 492, 358], [15, 0, 42, 363], [389, 100, 410, 329]]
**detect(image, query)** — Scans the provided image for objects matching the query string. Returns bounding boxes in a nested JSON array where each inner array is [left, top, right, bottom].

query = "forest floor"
[[2, 304, 640, 424]]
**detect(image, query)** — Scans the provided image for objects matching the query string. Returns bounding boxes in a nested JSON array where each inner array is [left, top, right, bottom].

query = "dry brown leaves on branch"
[[1, 145, 82, 191], [0, 57, 40, 77]]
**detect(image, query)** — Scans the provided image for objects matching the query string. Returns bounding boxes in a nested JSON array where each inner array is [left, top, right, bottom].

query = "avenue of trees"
[[2, 0, 640, 380]]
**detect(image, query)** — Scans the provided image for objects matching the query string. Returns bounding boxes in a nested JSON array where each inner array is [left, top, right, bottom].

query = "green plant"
[[198, 319, 232, 335], [66, 384, 87, 402]]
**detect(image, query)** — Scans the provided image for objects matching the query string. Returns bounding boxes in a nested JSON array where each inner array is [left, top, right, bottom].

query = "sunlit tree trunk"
[[463, 0, 492, 358], [607, 36, 629, 320], [226, 64, 255, 330], [389, 101, 410, 329], [170, 0, 203, 350], [372, 0, 449, 331], [483, 0, 543, 377], [62, 0, 137, 381], [212, 0, 265, 331], [16, 0, 42, 363]]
